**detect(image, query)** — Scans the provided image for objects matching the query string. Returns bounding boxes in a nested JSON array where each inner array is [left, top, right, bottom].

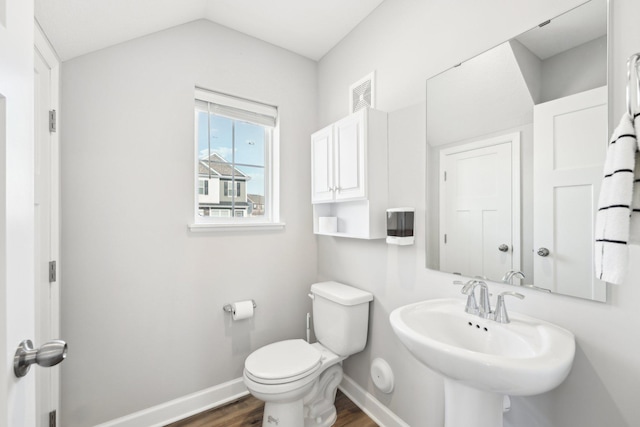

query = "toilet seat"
[[244, 339, 322, 385]]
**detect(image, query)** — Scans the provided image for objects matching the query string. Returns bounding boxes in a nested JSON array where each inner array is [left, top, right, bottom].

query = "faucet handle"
[[452, 279, 475, 294], [493, 292, 525, 324], [475, 281, 493, 318], [456, 280, 479, 315]]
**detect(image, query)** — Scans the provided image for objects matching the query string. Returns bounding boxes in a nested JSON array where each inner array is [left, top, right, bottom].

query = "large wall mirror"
[[426, 0, 609, 301]]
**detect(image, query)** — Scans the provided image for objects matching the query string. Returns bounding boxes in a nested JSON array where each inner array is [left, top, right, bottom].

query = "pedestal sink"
[[389, 298, 575, 427]]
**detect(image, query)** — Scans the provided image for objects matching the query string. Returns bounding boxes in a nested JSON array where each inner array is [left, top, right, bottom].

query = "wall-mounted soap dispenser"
[[386, 208, 414, 245]]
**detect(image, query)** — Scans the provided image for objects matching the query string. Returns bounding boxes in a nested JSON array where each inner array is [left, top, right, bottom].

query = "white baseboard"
[[94, 378, 249, 427], [94, 374, 406, 427], [339, 375, 410, 427]]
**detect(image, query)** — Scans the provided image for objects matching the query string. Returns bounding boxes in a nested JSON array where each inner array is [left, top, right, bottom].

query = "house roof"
[[199, 153, 248, 179], [247, 194, 265, 204]]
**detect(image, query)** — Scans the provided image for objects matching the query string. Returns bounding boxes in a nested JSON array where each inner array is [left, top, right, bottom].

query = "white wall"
[[540, 35, 607, 103], [318, 0, 640, 425], [426, 42, 533, 146], [60, 20, 317, 427]]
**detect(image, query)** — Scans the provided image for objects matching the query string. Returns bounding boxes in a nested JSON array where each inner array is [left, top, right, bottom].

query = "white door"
[[35, 25, 62, 427], [533, 86, 607, 301], [311, 126, 334, 203], [1, 1, 37, 425], [440, 134, 520, 280], [334, 110, 366, 201]]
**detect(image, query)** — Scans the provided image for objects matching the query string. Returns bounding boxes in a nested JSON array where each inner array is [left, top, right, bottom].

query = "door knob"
[[537, 247, 550, 257], [498, 244, 509, 252], [14, 339, 67, 378]]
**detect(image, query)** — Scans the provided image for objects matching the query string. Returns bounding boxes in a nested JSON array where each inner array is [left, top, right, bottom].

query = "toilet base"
[[262, 400, 304, 427], [303, 364, 343, 427], [250, 363, 344, 427]]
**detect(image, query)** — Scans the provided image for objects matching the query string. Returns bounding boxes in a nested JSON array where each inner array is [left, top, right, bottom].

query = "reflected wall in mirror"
[[426, 0, 609, 301]]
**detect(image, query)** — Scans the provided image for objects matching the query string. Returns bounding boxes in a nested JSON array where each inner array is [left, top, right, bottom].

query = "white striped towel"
[[594, 113, 640, 284], [630, 113, 640, 243]]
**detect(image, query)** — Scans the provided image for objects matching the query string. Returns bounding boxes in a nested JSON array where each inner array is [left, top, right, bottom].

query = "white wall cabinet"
[[311, 108, 388, 239]]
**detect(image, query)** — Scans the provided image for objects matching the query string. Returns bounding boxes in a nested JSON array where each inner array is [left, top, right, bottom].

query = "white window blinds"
[[195, 87, 278, 127]]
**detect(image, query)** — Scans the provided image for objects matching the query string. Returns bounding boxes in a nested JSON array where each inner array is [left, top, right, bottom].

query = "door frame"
[[34, 21, 62, 425], [439, 132, 522, 276]]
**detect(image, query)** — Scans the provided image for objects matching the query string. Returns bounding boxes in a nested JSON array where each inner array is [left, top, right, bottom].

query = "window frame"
[[199, 179, 209, 196], [190, 87, 284, 232]]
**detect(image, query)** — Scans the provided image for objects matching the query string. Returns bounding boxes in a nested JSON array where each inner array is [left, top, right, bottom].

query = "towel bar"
[[626, 53, 640, 117]]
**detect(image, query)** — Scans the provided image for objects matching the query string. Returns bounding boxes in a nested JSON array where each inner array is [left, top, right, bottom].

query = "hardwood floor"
[[165, 390, 378, 427]]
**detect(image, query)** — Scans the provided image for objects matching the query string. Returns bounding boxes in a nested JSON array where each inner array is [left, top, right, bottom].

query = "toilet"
[[243, 281, 373, 427]]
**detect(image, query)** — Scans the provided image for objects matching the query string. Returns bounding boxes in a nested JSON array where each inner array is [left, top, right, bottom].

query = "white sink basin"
[[390, 298, 575, 427]]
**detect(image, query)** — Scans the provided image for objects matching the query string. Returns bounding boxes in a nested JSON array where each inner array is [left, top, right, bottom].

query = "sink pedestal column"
[[444, 379, 503, 427]]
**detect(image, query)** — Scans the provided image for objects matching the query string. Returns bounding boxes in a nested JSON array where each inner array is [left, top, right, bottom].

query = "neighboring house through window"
[[194, 88, 279, 226]]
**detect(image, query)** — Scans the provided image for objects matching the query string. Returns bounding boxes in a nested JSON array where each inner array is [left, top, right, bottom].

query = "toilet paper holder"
[[223, 300, 257, 313]]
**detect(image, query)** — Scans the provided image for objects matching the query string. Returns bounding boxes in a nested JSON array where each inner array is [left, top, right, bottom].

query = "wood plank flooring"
[[165, 390, 378, 427]]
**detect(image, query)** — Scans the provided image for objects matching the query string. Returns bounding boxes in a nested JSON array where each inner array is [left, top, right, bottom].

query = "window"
[[223, 181, 241, 198], [199, 179, 209, 196], [192, 88, 281, 230]]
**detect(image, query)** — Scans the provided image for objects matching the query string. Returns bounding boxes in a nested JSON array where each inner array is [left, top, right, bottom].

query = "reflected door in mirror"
[[533, 86, 607, 301], [440, 134, 520, 279]]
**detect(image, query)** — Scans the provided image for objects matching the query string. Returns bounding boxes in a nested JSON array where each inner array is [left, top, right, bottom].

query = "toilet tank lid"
[[311, 281, 373, 305]]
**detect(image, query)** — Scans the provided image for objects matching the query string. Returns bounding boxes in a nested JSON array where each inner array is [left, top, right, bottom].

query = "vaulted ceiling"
[[35, 0, 386, 61]]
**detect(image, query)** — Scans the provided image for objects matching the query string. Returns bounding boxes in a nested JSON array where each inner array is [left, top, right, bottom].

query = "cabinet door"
[[311, 126, 335, 203], [334, 111, 366, 201]]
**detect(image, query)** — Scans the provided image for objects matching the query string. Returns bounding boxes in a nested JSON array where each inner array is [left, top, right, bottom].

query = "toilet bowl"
[[244, 340, 345, 427], [243, 281, 373, 427]]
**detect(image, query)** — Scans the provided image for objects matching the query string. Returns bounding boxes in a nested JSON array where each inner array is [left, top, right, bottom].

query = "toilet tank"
[[311, 281, 373, 356]]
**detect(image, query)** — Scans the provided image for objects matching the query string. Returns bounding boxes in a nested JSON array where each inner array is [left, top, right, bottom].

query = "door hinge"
[[444, 234, 447, 244], [49, 410, 57, 427], [444, 171, 447, 181], [49, 110, 57, 133], [49, 261, 57, 283]]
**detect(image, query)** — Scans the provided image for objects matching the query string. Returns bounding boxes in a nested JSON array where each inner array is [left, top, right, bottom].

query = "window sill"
[[188, 222, 286, 233]]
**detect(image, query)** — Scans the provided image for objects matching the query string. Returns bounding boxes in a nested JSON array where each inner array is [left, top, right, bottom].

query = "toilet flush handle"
[[308, 293, 314, 300]]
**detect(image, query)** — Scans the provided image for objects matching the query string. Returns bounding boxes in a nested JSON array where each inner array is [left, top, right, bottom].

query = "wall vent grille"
[[349, 72, 376, 113]]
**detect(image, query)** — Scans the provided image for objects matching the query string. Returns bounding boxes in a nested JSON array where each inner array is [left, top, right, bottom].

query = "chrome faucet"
[[502, 270, 525, 284], [493, 291, 525, 323], [502, 270, 552, 293], [456, 279, 526, 323]]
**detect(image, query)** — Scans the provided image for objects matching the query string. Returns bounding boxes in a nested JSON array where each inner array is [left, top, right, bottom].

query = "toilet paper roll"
[[231, 300, 254, 321]]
